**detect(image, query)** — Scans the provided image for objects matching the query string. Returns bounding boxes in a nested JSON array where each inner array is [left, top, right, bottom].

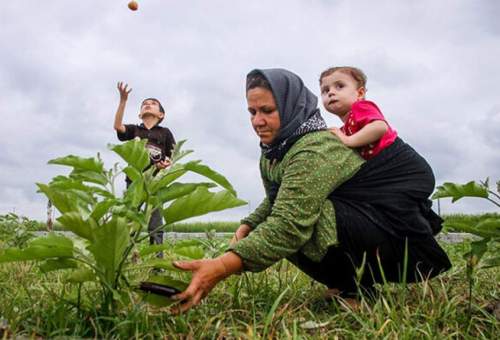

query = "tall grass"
[[166, 221, 239, 233], [17, 213, 500, 234], [1, 241, 498, 338], [442, 213, 500, 232]]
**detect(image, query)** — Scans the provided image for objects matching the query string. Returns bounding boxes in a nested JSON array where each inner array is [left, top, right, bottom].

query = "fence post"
[[46, 200, 53, 231]]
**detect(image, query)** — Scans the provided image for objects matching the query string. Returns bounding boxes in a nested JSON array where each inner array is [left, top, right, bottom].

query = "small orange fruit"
[[128, 1, 138, 11]]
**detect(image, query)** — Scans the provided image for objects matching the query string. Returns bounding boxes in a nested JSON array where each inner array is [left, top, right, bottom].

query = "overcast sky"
[[1, 0, 499, 222]]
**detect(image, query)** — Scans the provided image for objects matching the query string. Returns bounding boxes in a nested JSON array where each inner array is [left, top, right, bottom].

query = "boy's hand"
[[155, 158, 171, 169], [117, 82, 132, 102]]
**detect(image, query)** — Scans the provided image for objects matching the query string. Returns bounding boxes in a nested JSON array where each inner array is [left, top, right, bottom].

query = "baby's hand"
[[329, 127, 351, 146], [117, 82, 132, 102]]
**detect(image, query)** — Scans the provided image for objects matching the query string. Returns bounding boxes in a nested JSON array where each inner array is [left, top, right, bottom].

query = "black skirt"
[[330, 137, 443, 238], [293, 138, 451, 295]]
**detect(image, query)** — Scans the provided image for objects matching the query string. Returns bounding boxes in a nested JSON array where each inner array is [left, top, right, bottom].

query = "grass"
[[1, 214, 499, 338], [166, 221, 239, 233], [0, 240, 498, 338], [442, 213, 500, 232]]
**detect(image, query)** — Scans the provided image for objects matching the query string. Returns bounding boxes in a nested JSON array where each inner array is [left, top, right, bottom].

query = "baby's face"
[[139, 99, 164, 120], [320, 71, 365, 117]]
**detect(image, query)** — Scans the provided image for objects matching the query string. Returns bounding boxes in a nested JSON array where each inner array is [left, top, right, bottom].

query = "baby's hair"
[[319, 66, 367, 89], [246, 71, 272, 92]]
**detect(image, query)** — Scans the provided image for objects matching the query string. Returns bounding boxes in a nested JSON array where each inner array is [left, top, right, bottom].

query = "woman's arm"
[[239, 197, 272, 229]]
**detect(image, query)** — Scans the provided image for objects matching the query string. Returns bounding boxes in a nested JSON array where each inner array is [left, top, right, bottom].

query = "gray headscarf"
[[247, 68, 327, 161]]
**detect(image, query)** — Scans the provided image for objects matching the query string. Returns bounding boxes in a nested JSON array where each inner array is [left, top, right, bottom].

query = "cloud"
[[1, 0, 499, 220]]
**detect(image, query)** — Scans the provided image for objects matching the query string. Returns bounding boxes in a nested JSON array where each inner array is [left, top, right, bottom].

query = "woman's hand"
[[230, 224, 252, 245], [172, 252, 243, 313], [117, 81, 132, 102]]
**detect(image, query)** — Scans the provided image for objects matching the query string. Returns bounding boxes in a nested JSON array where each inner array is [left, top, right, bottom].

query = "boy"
[[113, 81, 176, 249]]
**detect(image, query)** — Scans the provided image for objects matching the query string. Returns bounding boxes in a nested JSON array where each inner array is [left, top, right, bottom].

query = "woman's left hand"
[[171, 252, 243, 313]]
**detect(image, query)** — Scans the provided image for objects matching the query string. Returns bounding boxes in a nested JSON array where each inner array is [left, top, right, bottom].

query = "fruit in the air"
[[128, 1, 138, 11]]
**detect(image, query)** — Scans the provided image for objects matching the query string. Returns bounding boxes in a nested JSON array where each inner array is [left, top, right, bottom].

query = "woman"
[[173, 68, 451, 312]]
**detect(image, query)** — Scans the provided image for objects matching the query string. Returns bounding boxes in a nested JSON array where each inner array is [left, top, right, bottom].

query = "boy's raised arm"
[[114, 82, 132, 133]]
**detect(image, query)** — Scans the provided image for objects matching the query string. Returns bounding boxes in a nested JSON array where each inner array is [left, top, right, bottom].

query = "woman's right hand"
[[117, 81, 132, 102], [171, 252, 243, 313], [230, 224, 252, 245]]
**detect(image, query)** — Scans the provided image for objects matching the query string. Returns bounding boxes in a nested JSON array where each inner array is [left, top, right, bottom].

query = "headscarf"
[[246, 68, 327, 161]]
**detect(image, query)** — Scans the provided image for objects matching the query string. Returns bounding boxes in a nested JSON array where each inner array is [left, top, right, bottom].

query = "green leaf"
[[36, 183, 77, 213], [124, 178, 145, 208], [87, 186, 114, 199], [139, 244, 173, 257], [87, 218, 130, 284], [70, 169, 108, 186], [110, 139, 150, 172], [163, 187, 247, 224], [127, 258, 181, 272], [39, 258, 78, 273], [138, 240, 205, 260], [156, 182, 216, 204], [173, 242, 204, 259], [0, 233, 74, 263], [443, 219, 500, 239], [149, 166, 187, 193], [57, 212, 94, 241], [432, 181, 488, 202], [474, 218, 500, 238], [184, 161, 236, 195], [123, 166, 142, 183], [470, 239, 489, 256], [49, 176, 89, 192], [90, 199, 118, 221], [66, 268, 96, 283], [170, 140, 193, 163], [48, 155, 104, 173]]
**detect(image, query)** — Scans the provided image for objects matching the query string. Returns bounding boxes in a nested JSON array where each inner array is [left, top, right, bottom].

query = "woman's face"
[[247, 87, 281, 145]]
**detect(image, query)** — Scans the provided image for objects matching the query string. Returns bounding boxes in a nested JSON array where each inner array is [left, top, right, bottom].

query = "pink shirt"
[[340, 100, 397, 159]]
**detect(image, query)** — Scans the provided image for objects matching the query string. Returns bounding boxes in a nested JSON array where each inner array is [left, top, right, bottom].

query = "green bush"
[[0, 139, 246, 315]]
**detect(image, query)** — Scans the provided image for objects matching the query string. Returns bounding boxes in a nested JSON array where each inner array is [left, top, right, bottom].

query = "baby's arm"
[[114, 82, 132, 133], [330, 120, 388, 148]]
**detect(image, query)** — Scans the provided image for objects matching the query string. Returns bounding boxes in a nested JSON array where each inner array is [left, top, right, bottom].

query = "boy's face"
[[320, 71, 365, 117], [139, 99, 164, 121]]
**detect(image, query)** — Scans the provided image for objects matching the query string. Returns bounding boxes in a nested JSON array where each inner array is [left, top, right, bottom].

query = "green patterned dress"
[[229, 130, 364, 272]]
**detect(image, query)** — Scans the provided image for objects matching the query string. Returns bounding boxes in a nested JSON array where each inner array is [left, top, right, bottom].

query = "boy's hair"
[[141, 98, 165, 123], [319, 66, 367, 89], [246, 72, 272, 92]]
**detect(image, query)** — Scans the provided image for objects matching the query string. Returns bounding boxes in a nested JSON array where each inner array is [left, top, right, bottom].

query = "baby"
[[319, 66, 397, 159]]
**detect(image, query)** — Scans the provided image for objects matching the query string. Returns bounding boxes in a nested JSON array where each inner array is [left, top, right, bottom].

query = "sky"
[[1, 0, 499, 222]]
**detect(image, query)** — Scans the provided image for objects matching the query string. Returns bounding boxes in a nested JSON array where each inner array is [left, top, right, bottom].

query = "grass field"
[[30, 213, 500, 234], [0, 214, 499, 338]]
